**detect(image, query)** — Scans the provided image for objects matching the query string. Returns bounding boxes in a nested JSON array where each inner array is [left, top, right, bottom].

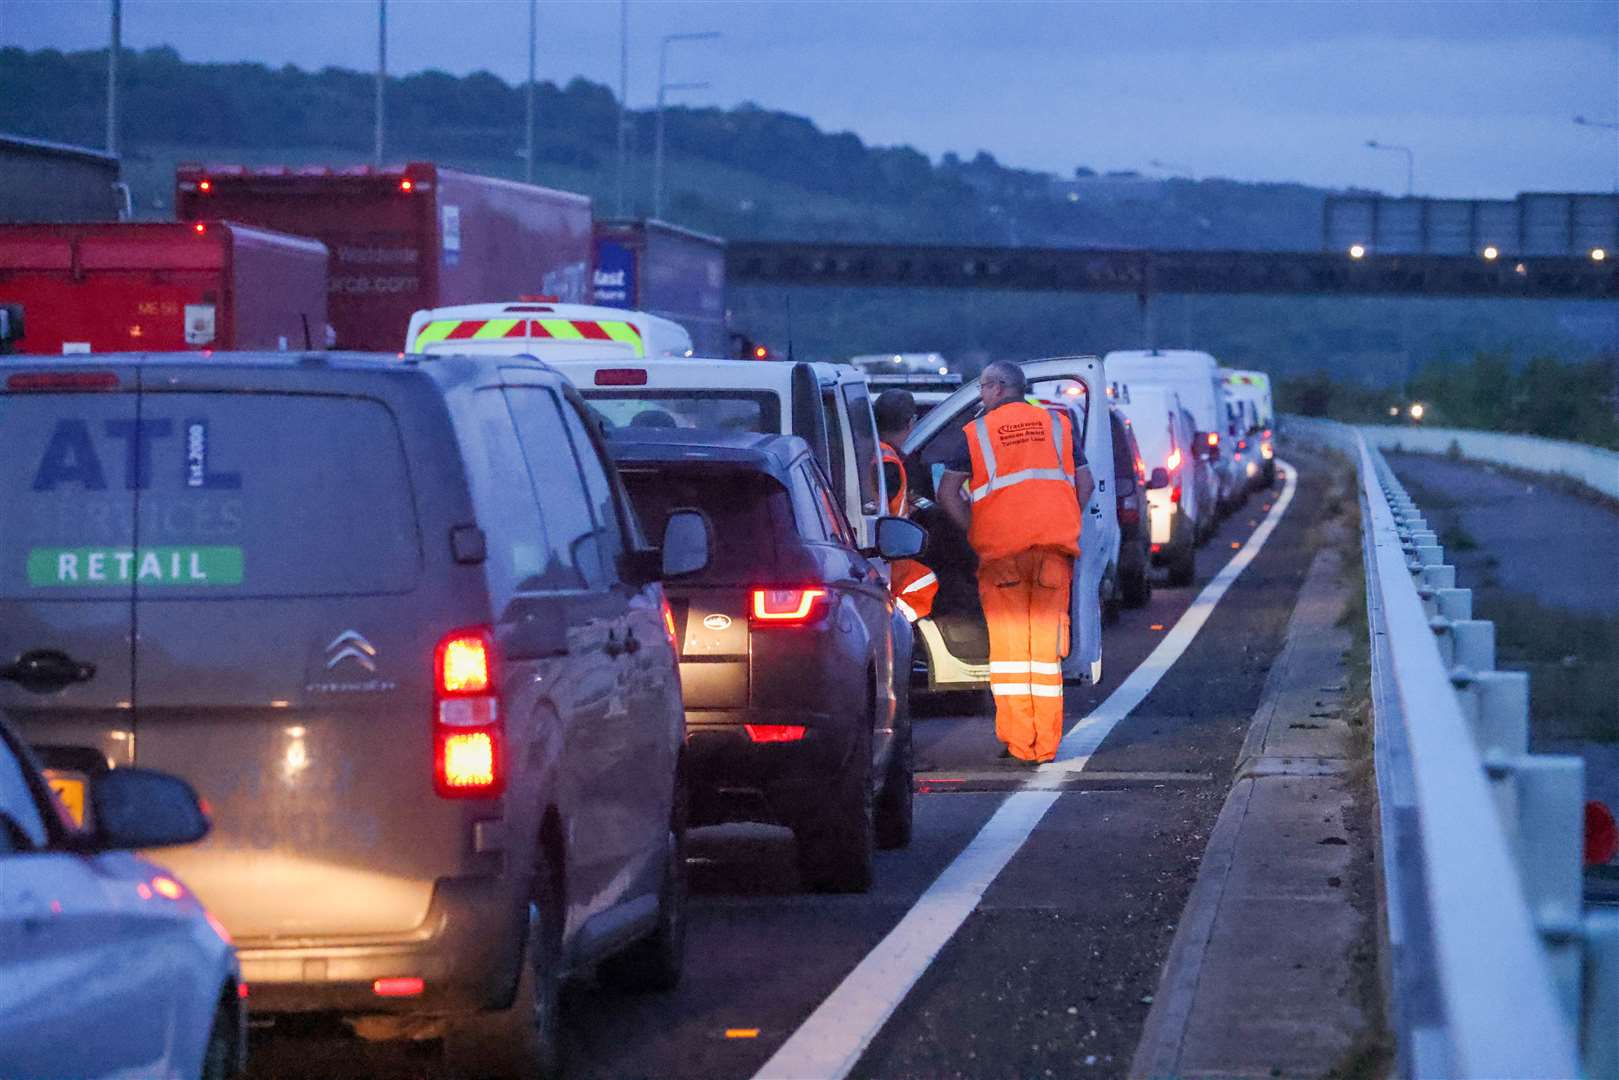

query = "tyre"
[[1167, 540, 1196, 587], [1121, 548, 1151, 608], [796, 695, 875, 893], [444, 863, 564, 1080], [875, 694, 913, 851], [199, 996, 241, 1080], [599, 782, 687, 993]]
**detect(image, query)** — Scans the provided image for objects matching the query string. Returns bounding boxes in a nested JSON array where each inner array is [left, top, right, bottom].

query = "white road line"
[[753, 462, 1298, 1080]]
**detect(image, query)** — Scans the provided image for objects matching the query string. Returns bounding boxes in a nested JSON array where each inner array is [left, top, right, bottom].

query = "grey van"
[[0, 352, 708, 1077]]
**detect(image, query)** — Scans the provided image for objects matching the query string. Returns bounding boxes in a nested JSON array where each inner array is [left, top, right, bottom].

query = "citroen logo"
[[325, 630, 378, 672]]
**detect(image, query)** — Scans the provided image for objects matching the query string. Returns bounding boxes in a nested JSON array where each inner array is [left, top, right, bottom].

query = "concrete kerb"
[[1129, 533, 1377, 1080]]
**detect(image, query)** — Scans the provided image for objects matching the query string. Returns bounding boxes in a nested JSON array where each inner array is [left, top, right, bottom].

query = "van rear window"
[[582, 390, 781, 435], [0, 392, 420, 598]]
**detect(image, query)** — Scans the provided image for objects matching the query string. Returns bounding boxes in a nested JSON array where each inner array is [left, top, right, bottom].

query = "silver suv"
[[0, 352, 709, 1077]]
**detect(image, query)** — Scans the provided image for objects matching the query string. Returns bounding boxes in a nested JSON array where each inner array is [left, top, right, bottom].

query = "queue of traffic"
[[0, 298, 1277, 1078]]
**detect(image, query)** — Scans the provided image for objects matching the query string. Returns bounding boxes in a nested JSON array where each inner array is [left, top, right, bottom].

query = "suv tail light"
[[434, 629, 504, 798], [751, 588, 828, 625]]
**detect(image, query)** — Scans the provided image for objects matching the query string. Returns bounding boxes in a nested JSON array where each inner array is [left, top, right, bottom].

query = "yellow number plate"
[[44, 771, 86, 828]]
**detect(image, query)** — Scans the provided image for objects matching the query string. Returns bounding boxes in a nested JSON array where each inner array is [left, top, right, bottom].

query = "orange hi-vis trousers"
[[979, 548, 1074, 763]]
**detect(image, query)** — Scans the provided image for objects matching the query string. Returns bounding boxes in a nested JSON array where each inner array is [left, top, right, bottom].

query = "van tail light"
[[1207, 432, 1220, 448], [595, 368, 648, 386], [434, 628, 504, 798], [751, 588, 829, 625], [1166, 448, 1182, 472], [744, 724, 807, 743], [1238, 439, 1248, 451], [661, 597, 678, 646]]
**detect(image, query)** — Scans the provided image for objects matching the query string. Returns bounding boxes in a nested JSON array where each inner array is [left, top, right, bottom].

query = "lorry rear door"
[[0, 364, 143, 786]]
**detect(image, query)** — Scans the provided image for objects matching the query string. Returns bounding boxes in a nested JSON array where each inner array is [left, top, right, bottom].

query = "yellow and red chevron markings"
[[414, 318, 644, 355]]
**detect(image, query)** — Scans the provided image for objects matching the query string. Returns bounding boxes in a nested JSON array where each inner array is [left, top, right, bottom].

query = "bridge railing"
[[1359, 423, 1619, 502], [1283, 416, 1616, 1079]]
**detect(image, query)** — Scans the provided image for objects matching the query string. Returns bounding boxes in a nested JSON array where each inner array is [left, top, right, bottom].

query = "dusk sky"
[[7, 0, 1617, 198]]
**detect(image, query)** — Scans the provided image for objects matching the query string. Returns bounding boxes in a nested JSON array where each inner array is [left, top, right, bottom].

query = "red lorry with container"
[[0, 221, 328, 355], [175, 163, 593, 351]]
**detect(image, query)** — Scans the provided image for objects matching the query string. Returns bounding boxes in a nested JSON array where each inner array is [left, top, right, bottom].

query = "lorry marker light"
[[5, 372, 119, 392], [595, 369, 649, 386], [193, 223, 206, 235], [399, 178, 414, 193], [197, 179, 212, 193]]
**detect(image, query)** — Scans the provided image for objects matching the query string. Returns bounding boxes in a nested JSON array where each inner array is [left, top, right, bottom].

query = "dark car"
[[612, 430, 926, 893], [1111, 407, 1161, 610], [0, 351, 710, 1078]]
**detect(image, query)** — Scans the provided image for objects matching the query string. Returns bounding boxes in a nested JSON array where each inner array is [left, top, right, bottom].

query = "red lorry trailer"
[[175, 163, 593, 351], [0, 221, 328, 355]]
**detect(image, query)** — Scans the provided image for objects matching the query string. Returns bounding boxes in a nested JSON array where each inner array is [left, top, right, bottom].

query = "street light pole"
[[374, 0, 387, 166], [653, 31, 719, 221], [616, 0, 628, 216], [106, 0, 120, 156], [1365, 139, 1414, 197], [524, 0, 536, 183]]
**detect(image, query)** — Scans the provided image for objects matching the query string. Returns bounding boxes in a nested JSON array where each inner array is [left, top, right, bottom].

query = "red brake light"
[[595, 368, 649, 386], [1207, 432, 1219, 447], [751, 588, 828, 624], [399, 178, 415, 193], [193, 222, 206, 235], [744, 724, 807, 743], [434, 629, 503, 798], [661, 598, 678, 646], [1588, 801, 1618, 867], [1238, 439, 1248, 450], [373, 977, 425, 998], [5, 372, 120, 392], [197, 178, 213, 193]]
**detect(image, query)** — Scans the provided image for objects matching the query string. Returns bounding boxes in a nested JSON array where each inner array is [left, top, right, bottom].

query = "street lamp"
[[653, 31, 720, 220], [1365, 139, 1414, 197]]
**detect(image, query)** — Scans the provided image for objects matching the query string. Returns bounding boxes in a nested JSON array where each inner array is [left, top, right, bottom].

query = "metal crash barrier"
[[1285, 416, 1617, 1080]]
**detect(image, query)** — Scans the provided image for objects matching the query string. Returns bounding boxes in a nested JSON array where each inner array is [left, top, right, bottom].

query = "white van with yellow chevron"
[[406, 299, 694, 360]]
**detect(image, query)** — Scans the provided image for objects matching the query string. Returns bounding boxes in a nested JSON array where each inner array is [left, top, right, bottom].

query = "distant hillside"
[[4, 44, 1612, 373]]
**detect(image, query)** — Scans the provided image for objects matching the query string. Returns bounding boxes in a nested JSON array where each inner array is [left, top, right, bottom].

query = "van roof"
[[553, 356, 858, 391], [609, 429, 808, 477], [1104, 349, 1218, 367], [0, 349, 562, 391]]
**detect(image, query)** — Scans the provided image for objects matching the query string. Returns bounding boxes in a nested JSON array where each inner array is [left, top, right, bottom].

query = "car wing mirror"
[[1147, 467, 1170, 490], [85, 768, 210, 851], [867, 516, 927, 561], [661, 508, 711, 578]]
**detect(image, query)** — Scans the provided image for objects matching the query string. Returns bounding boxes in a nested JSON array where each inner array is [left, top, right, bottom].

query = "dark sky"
[[8, 0, 1618, 197]]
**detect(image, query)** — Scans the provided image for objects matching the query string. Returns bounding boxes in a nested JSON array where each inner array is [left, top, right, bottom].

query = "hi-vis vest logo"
[[325, 630, 378, 672], [413, 318, 644, 355]]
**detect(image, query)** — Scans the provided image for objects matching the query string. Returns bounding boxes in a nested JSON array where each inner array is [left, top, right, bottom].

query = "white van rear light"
[[596, 369, 649, 386]]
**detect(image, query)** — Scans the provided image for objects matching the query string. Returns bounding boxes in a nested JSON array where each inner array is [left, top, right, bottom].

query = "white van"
[[901, 356, 1118, 690], [406, 300, 694, 361], [545, 356, 888, 548], [1105, 349, 1242, 520], [1116, 384, 1200, 585]]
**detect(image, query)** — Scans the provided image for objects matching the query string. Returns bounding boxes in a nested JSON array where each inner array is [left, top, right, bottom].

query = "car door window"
[[805, 462, 857, 548], [557, 398, 628, 562], [840, 382, 881, 517], [0, 737, 47, 851], [820, 389, 847, 503], [790, 464, 830, 542], [497, 388, 597, 591]]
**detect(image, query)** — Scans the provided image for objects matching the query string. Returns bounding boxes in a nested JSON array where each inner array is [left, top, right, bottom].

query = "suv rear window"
[[618, 465, 790, 582], [582, 390, 781, 434], [1, 391, 421, 598]]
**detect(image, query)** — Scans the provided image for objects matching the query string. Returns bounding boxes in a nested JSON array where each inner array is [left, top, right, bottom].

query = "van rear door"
[[0, 366, 142, 781], [125, 377, 447, 943]]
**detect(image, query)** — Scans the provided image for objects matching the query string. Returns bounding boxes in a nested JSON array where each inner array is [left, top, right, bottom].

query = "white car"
[[0, 722, 244, 1080], [902, 356, 1118, 691]]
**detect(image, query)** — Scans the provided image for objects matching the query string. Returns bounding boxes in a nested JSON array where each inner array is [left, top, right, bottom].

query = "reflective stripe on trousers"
[[979, 549, 1073, 762]]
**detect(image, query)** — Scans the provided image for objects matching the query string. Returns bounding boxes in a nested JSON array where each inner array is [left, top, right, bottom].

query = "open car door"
[[902, 356, 1117, 690]]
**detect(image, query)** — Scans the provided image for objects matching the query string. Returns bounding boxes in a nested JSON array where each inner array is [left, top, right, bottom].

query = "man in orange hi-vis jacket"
[[875, 390, 938, 623], [938, 361, 1088, 764]]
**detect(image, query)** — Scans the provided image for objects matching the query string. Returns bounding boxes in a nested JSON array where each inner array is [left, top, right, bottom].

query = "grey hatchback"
[[0, 352, 709, 1077]]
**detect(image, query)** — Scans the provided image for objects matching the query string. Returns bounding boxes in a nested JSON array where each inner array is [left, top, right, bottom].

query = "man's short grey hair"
[[981, 360, 1027, 396]]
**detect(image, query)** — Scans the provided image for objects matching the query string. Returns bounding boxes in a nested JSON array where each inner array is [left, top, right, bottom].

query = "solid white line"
[[752, 463, 1298, 1080]]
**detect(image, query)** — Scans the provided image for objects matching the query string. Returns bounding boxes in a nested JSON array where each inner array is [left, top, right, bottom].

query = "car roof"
[[609, 428, 809, 479]]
